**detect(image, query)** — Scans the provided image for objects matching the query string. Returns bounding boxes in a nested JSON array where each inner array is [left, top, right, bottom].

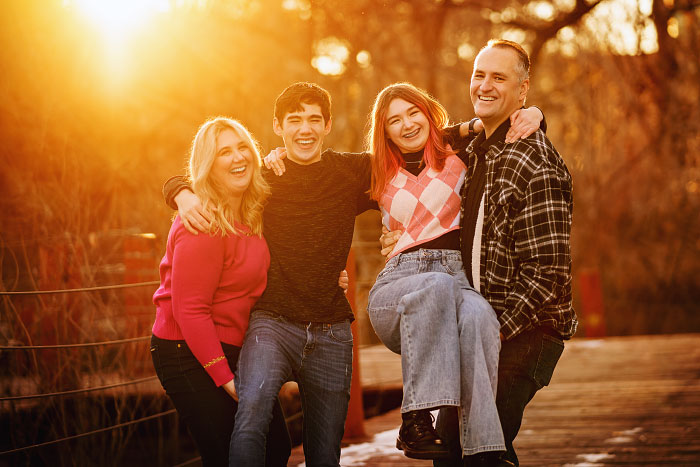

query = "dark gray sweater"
[[164, 149, 376, 323]]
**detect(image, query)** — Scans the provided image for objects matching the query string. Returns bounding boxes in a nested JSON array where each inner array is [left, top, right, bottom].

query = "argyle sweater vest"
[[379, 154, 466, 259]]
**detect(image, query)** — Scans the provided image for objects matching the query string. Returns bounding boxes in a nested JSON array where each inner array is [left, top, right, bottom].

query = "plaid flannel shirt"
[[461, 121, 577, 341]]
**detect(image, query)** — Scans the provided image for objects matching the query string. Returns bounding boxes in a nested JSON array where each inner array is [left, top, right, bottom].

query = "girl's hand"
[[263, 147, 287, 176], [506, 107, 543, 143]]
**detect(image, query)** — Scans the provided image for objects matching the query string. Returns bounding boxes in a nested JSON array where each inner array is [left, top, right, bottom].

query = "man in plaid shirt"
[[453, 39, 577, 467], [382, 39, 576, 467]]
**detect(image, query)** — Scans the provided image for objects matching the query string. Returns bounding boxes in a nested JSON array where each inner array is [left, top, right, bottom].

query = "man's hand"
[[263, 147, 287, 176], [505, 107, 543, 143], [338, 269, 349, 294], [222, 379, 238, 401], [379, 226, 401, 258], [175, 189, 212, 235]]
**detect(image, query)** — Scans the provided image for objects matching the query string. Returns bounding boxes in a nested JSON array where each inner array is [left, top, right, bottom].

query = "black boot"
[[396, 410, 451, 460]]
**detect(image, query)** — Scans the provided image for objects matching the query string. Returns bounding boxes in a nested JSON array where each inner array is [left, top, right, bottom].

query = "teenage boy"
[[163, 82, 375, 466]]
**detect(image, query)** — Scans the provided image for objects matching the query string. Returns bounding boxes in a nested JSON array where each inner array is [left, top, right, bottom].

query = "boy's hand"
[[175, 189, 212, 235]]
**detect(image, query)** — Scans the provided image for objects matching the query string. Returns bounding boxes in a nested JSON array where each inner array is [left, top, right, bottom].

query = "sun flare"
[[63, 0, 177, 82], [66, 0, 171, 46]]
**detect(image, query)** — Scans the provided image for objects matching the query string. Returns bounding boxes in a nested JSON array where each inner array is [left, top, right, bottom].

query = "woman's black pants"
[[150, 335, 291, 467]]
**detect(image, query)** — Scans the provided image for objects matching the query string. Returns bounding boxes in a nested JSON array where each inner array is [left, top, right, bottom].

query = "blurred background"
[[1, 0, 698, 465]]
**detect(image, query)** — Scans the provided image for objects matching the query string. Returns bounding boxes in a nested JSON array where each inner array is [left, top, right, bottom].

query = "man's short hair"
[[274, 82, 332, 124], [485, 39, 530, 81]]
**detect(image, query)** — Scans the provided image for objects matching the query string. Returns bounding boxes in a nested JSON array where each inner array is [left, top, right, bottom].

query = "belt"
[[255, 310, 347, 331]]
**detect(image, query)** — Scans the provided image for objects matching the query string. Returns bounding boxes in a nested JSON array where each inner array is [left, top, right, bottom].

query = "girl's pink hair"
[[366, 82, 453, 200]]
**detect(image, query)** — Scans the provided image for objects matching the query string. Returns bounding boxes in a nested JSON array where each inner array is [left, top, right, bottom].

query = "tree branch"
[[504, 0, 605, 63]]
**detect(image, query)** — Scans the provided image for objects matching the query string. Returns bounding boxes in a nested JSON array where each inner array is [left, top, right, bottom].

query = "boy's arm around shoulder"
[[163, 175, 190, 210], [162, 175, 212, 234], [333, 150, 378, 214]]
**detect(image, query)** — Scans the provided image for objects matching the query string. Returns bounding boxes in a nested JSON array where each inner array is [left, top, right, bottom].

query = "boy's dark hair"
[[273, 82, 332, 124]]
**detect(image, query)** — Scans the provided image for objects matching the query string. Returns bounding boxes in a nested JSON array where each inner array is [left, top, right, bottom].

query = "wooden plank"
[[287, 334, 700, 466], [358, 344, 402, 390]]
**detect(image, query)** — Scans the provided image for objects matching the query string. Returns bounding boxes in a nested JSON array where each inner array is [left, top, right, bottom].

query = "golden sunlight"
[[62, 0, 180, 85], [66, 0, 171, 45], [545, 0, 658, 57], [312, 37, 350, 76]]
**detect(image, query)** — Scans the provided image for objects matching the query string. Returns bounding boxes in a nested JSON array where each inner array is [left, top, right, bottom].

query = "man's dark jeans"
[[435, 326, 564, 466]]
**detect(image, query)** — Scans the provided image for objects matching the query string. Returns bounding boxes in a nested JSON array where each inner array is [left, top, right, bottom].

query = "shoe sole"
[[396, 438, 452, 460]]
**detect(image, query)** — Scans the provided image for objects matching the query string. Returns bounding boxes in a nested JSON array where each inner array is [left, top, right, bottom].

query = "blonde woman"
[[150, 117, 290, 466]]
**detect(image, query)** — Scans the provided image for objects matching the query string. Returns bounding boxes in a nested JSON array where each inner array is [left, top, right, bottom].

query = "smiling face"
[[273, 102, 332, 165], [470, 46, 529, 136], [384, 98, 430, 154], [210, 129, 255, 200]]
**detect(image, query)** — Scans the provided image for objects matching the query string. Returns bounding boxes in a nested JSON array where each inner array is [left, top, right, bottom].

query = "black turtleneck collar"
[[402, 148, 425, 162], [402, 148, 426, 176], [473, 119, 511, 158]]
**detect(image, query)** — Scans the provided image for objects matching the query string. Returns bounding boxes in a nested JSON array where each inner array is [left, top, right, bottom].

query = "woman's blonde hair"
[[188, 117, 269, 236]]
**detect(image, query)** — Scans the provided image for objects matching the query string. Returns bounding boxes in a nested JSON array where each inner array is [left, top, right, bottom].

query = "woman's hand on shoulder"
[[264, 147, 287, 176], [505, 106, 543, 143]]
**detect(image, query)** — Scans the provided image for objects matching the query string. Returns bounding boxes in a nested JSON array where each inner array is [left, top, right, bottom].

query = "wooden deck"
[[288, 333, 700, 466]]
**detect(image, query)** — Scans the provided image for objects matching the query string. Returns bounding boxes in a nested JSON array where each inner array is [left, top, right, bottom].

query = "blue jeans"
[[150, 335, 290, 467], [229, 310, 353, 467], [434, 327, 565, 466], [368, 249, 504, 456]]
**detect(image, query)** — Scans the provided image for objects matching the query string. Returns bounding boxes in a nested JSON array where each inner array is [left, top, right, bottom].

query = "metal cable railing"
[[0, 336, 150, 350], [1, 278, 170, 457], [0, 375, 158, 402], [0, 280, 159, 295], [0, 409, 177, 456], [0, 336, 151, 350], [1, 276, 305, 460]]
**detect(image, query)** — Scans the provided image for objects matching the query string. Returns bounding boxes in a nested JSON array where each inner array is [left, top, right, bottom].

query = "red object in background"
[[343, 247, 366, 440], [578, 269, 606, 337], [123, 235, 157, 331], [37, 241, 85, 389], [123, 234, 158, 374]]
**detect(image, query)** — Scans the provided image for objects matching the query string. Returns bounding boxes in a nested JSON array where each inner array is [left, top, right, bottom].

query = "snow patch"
[[296, 428, 403, 467]]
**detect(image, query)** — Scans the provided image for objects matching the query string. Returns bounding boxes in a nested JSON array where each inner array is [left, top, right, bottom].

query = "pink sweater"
[[379, 154, 467, 258], [152, 216, 270, 387]]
